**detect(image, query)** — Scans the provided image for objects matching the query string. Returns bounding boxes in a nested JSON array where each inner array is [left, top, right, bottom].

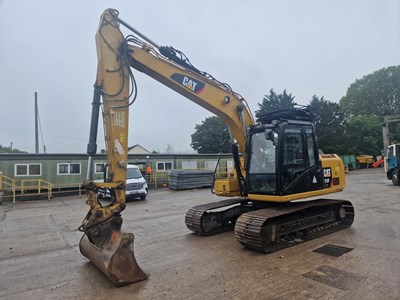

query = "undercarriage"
[[185, 198, 354, 253]]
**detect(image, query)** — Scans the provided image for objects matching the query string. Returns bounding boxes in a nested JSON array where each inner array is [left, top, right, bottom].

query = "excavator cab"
[[246, 107, 324, 198], [247, 119, 324, 197]]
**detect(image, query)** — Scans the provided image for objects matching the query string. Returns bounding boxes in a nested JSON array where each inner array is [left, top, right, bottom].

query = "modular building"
[[0, 153, 234, 199]]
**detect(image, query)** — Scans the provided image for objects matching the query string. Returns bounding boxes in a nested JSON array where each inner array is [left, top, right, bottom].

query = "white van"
[[98, 164, 148, 200], [125, 164, 148, 200]]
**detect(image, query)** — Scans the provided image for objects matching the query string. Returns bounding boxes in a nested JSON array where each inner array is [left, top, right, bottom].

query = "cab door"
[[278, 125, 323, 195]]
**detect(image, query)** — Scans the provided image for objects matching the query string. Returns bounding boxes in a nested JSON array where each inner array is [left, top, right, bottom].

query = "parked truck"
[[386, 143, 400, 185]]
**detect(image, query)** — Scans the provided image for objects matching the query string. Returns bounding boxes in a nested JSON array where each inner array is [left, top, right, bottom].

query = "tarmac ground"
[[0, 168, 399, 299]]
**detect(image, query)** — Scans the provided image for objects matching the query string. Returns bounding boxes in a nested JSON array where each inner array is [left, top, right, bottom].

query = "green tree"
[[345, 115, 383, 155], [255, 89, 296, 123], [340, 65, 400, 117], [0, 145, 27, 153], [308, 95, 347, 154], [191, 116, 231, 153]]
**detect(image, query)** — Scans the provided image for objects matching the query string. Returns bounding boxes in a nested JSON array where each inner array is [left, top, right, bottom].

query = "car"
[[125, 164, 148, 200], [98, 164, 148, 200]]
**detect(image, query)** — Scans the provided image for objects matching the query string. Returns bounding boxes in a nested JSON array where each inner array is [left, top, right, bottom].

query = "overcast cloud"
[[0, 0, 399, 153]]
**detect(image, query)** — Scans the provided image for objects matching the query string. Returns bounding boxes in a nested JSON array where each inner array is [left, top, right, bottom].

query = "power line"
[[0, 127, 88, 142]]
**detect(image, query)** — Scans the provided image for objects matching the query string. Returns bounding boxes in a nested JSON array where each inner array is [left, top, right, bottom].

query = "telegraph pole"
[[35, 92, 39, 154]]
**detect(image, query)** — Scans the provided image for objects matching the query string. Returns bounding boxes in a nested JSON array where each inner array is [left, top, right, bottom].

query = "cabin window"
[[15, 163, 42, 176], [57, 163, 81, 175], [156, 161, 173, 171], [95, 163, 105, 174]]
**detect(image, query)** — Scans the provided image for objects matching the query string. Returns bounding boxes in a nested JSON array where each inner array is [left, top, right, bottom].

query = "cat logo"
[[323, 167, 333, 188], [171, 73, 205, 94], [182, 77, 197, 91], [323, 168, 332, 178]]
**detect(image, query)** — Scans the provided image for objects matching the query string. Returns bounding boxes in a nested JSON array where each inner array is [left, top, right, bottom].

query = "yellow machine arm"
[[80, 8, 258, 285], [79, 10, 147, 286], [96, 9, 257, 197], [124, 41, 255, 159]]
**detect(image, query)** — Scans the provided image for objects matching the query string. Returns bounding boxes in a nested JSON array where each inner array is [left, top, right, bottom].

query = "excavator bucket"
[[79, 230, 148, 286]]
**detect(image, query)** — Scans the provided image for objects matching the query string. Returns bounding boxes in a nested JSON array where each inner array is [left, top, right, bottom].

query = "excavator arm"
[[113, 9, 256, 197], [125, 43, 256, 195], [79, 10, 147, 286], [125, 44, 255, 156], [80, 8, 256, 285], [79, 7, 255, 286]]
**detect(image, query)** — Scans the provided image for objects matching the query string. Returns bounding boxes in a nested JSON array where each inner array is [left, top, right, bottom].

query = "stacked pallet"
[[169, 170, 214, 190]]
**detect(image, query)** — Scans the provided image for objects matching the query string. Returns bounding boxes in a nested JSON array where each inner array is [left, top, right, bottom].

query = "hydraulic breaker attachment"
[[79, 188, 147, 286]]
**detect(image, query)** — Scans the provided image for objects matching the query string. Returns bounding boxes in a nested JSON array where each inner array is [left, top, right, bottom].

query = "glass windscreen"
[[127, 167, 143, 179], [248, 131, 277, 194]]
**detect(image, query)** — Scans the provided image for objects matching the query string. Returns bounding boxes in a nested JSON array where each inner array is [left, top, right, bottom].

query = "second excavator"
[[80, 9, 355, 285]]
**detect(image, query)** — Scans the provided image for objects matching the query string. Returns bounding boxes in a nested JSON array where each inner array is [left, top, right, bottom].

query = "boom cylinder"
[[86, 86, 102, 180]]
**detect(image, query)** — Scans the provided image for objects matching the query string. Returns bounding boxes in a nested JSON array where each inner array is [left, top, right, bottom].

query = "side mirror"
[[265, 129, 278, 146]]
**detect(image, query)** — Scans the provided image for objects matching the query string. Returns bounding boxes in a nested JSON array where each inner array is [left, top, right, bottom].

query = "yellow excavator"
[[80, 9, 354, 286]]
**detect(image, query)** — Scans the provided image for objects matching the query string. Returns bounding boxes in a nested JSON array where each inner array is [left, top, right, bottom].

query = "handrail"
[[0, 174, 16, 203], [0, 175, 54, 203], [0, 167, 234, 203]]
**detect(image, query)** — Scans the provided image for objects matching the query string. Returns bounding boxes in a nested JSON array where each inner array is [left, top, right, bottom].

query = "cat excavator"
[[79, 9, 354, 286]]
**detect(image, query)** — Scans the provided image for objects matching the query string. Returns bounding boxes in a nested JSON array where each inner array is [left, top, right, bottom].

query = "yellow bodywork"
[[356, 155, 374, 164], [214, 154, 345, 202], [214, 179, 241, 197]]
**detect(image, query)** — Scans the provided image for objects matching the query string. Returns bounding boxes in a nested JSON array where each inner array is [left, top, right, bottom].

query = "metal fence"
[[0, 174, 53, 203], [0, 167, 234, 203]]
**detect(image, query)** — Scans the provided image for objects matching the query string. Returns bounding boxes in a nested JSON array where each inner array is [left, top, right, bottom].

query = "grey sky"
[[0, 0, 399, 153]]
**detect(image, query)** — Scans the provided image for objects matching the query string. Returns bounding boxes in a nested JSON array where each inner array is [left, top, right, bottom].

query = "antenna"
[[34, 92, 47, 153]]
